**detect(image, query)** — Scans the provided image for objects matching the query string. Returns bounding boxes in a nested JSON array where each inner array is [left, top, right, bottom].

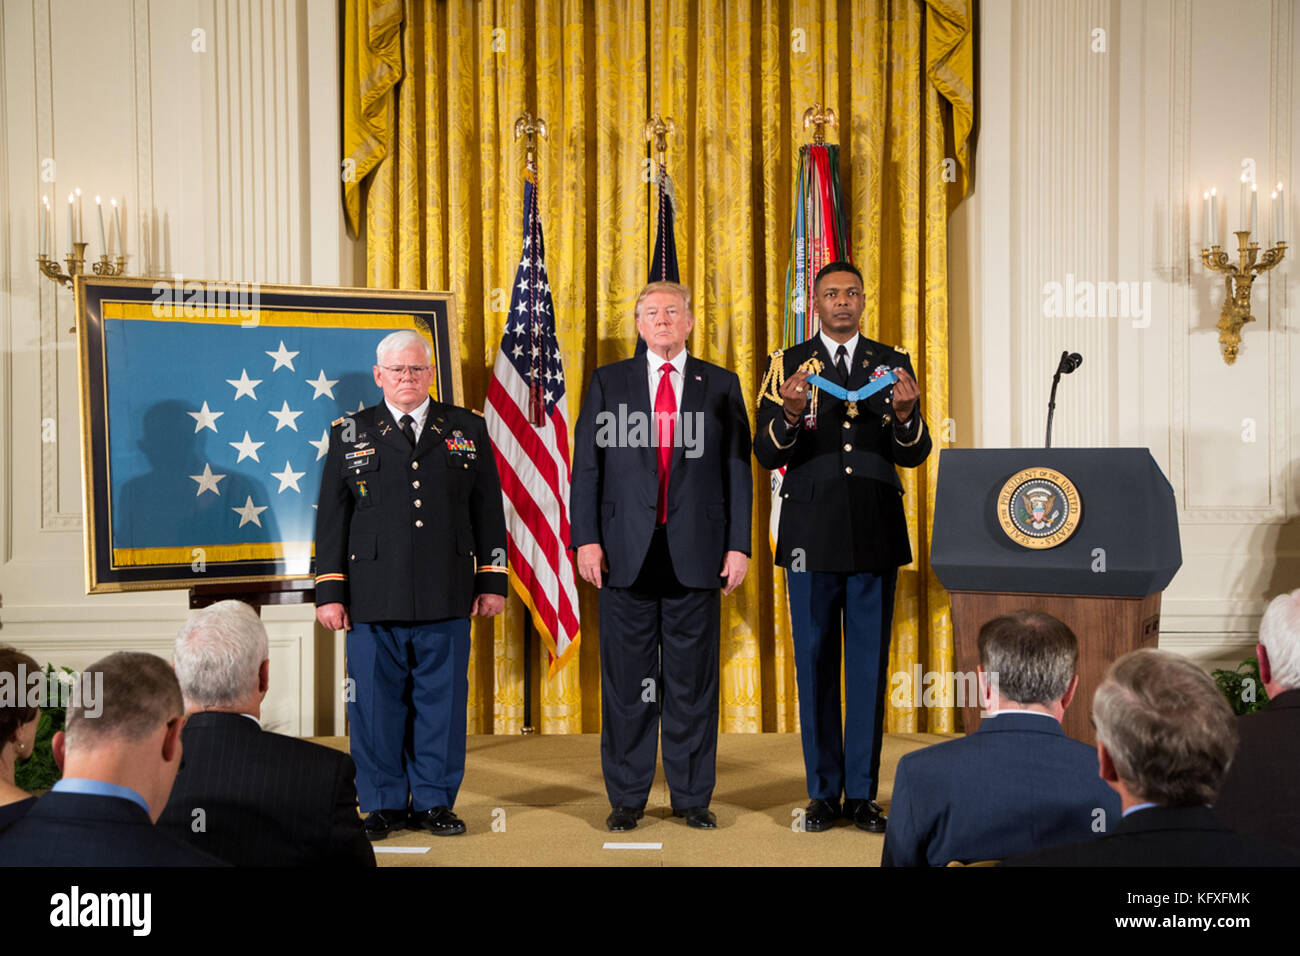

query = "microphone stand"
[[1045, 366, 1064, 448]]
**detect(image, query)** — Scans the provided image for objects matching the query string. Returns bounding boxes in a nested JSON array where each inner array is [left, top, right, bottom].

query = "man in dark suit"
[[882, 612, 1120, 866], [315, 329, 508, 839], [1214, 588, 1300, 854], [753, 261, 931, 833], [571, 281, 752, 831], [1006, 649, 1300, 867], [0, 652, 221, 866], [158, 600, 374, 866]]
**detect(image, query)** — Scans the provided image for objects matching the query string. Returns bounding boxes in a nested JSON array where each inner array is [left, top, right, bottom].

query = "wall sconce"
[[1200, 179, 1286, 365], [36, 189, 127, 289]]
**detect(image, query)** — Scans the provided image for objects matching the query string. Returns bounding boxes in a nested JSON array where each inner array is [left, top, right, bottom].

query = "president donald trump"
[[571, 281, 752, 831]]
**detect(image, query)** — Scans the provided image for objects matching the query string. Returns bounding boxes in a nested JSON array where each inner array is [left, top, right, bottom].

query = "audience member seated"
[[1005, 648, 1300, 867], [881, 611, 1120, 866], [158, 600, 374, 867], [0, 646, 41, 834], [1214, 588, 1300, 854], [0, 651, 221, 866]]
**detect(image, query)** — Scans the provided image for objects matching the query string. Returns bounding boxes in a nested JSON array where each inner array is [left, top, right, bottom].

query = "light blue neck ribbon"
[[805, 369, 897, 402]]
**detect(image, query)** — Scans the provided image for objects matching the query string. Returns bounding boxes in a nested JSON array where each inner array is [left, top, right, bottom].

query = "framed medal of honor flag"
[[74, 276, 461, 593]]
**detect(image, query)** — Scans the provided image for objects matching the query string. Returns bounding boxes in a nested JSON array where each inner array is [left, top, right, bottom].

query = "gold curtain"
[[343, 0, 973, 735]]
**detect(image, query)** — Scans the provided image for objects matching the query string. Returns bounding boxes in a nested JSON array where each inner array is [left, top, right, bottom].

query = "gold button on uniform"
[[412, 480, 420, 489], [843, 443, 852, 452], [845, 466, 853, 474], [414, 499, 422, 508], [411, 461, 419, 470], [842, 421, 851, 430], [415, 520, 424, 528]]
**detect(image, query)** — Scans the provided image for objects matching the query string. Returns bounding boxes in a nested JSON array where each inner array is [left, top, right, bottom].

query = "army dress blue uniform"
[[753, 333, 932, 812], [314, 400, 507, 813]]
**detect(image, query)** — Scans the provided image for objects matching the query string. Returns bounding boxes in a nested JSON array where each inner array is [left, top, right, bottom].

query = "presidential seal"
[[996, 467, 1081, 549]]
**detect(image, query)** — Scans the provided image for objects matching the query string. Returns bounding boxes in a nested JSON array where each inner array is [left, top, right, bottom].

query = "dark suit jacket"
[[314, 401, 508, 622], [0, 792, 223, 866], [753, 335, 931, 572], [157, 712, 375, 867], [1004, 805, 1300, 867], [1213, 688, 1300, 855], [881, 712, 1120, 866], [570, 354, 752, 589]]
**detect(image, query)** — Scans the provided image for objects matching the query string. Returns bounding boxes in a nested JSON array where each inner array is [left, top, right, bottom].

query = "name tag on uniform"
[[345, 448, 377, 472]]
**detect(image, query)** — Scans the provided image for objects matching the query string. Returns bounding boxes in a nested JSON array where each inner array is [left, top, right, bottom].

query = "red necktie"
[[655, 362, 675, 524]]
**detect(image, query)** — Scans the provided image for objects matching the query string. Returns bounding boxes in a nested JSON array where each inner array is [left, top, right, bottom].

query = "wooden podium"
[[931, 448, 1181, 745]]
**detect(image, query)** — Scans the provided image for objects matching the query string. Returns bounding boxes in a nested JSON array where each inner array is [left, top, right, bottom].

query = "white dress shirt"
[[385, 396, 431, 443], [645, 346, 687, 411], [818, 330, 861, 376]]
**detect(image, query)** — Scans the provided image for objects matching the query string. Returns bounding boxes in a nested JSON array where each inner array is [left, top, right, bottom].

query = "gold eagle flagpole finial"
[[644, 114, 677, 171], [513, 111, 548, 173], [802, 104, 838, 144]]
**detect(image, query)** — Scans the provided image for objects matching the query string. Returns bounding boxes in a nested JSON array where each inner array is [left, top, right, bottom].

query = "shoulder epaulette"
[[331, 416, 346, 427], [758, 349, 786, 406], [471, 408, 484, 417]]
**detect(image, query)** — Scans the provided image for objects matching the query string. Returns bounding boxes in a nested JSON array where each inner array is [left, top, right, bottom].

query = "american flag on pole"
[[484, 171, 580, 675]]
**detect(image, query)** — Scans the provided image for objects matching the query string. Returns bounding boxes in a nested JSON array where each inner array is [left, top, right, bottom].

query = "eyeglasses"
[[381, 364, 431, 378]]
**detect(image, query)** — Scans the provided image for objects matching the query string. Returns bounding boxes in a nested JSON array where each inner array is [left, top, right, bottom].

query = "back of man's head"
[[1092, 649, 1236, 807], [977, 611, 1078, 706], [174, 600, 269, 709], [1259, 588, 1300, 693], [64, 651, 184, 752]]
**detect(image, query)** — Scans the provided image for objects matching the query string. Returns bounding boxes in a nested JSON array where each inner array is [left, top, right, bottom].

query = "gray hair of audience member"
[[1092, 648, 1237, 807], [1259, 588, 1300, 691], [375, 329, 432, 366], [63, 652, 184, 749], [976, 611, 1078, 704], [174, 600, 269, 708]]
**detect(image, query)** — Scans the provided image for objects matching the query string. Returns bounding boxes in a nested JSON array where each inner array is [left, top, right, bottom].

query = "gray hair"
[[1259, 588, 1300, 691], [173, 600, 268, 708], [375, 329, 432, 365], [976, 611, 1077, 704], [64, 652, 183, 748], [1092, 649, 1237, 807]]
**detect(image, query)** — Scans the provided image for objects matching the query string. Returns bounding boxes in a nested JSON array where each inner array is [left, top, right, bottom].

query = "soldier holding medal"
[[753, 261, 931, 834]]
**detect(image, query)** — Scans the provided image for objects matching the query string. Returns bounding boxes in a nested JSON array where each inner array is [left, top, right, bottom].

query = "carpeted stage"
[[314, 731, 958, 866]]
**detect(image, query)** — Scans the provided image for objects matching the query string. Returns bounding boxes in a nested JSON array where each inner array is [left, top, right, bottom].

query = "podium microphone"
[[1044, 351, 1082, 448]]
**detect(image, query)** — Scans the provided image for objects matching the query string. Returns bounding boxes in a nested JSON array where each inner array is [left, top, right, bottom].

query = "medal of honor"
[[805, 369, 897, 419]]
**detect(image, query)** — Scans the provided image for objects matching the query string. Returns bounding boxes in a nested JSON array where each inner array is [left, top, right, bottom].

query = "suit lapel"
[[671, 356, 706, 473], [413, 403, 444, 457], [626, 357, 655, 474]]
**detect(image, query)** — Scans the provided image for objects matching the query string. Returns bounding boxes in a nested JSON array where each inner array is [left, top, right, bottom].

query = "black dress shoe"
[[673, 806, 717, 829], [362, 808, 409, 841], [606, 806, 644, 831], [409, 806, 466, 836], [803, 798, 841, 832], [852, 799, 888, 833]]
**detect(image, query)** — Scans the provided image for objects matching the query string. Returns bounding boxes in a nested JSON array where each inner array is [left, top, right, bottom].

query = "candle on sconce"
[[66, 194, 74, 256], [111, 199, 122, 257], [1278, 182, 1286, 244], [74, 188, 83, 244], [1240, 174, 1249, 230], [39, 195, 48, 256], [1250, 184, 1258, 240], [96, 196, 107, 255], [1210, 187, 1218, 244]]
